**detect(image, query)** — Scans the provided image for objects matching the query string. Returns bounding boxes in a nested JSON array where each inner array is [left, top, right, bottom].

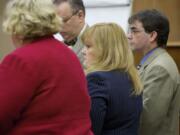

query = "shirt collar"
[[140, 47, 158, 65]]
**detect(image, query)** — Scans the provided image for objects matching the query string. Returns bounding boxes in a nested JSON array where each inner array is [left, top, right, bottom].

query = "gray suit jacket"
[[53, 25, 88, 67], [71, 25, 89, 66], [139, 48, 180, 135]]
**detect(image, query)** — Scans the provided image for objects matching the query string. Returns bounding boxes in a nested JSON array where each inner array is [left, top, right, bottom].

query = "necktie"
[[64, 37, 77, 46]]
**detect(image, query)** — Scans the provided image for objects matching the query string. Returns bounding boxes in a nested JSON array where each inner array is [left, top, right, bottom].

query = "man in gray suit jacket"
[[127, 9, 180, 135], [53, 0, 87, 65]]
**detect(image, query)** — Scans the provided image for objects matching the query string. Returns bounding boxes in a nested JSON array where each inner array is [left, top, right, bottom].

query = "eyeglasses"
[[128, 28, 145, 35], [62, 11, 79, 23]]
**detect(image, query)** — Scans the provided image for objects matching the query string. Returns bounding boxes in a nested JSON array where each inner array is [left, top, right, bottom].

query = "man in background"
[[53, 0, 88, 65], [127, 9, 180, 135]]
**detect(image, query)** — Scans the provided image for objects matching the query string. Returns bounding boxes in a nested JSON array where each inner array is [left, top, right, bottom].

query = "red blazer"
[[0, 36, 93, 135]]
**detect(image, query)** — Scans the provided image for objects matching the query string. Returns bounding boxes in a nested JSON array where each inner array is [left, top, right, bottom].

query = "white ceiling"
[[84, 0, 131, 7]]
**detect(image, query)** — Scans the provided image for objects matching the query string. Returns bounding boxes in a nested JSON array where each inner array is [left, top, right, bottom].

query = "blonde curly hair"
[[3, 0, 62, 41]]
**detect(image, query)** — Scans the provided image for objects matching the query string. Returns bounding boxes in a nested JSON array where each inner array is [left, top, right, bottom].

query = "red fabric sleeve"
[[0, 54, 39, 134]]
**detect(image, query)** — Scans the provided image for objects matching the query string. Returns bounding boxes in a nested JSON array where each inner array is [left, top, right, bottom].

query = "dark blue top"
[[87, 70, 142, 135]]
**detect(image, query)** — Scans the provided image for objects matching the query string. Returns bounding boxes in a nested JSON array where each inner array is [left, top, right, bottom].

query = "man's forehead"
[[129, 20, 143, 29], [56, 2, 73, 16]]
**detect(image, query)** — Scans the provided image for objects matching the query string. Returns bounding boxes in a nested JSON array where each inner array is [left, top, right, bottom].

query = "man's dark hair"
[[128, 9, 169, 47], [53, 0, 85, 15]]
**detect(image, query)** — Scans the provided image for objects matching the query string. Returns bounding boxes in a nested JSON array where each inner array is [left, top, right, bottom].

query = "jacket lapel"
[[138, 48, 166, 75], [72, 25, 89, 56]]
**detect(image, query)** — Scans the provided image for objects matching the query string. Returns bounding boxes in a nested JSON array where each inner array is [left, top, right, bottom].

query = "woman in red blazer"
[[0, 0, 93, 135]]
